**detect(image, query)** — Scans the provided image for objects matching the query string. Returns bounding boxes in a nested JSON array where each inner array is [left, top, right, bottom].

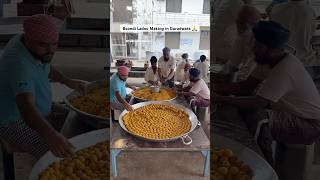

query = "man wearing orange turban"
[[0, 14, 88, 159]]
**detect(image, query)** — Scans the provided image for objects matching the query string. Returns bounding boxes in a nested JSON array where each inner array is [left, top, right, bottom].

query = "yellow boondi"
[[212, 145, 253, 180], [70, 83, 109, 118], [123, 104, 191, 139], [39, 142, 109, 180], [132, 87, 176, 101]]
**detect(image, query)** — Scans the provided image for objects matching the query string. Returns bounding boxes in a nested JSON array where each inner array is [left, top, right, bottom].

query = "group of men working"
[[110, 47, 210, 112], [212, 0, 320, 167]]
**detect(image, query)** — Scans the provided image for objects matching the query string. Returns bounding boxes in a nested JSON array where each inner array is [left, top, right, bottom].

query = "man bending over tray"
[[0, 14, 88, 159], [212, 20, 320, 167], [110, 66, 135, 112], [176, 68, 210, 110]]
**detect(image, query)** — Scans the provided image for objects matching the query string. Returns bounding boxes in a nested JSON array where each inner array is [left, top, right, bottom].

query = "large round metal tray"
[[28, 128, 109, 180], [64, 80, 108, 128], [214, 134, 278, 180], [119, 101, 200, 144], [131, 86, 177, 102]]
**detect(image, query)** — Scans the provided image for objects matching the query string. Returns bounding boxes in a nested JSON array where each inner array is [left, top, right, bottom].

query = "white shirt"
[[212, 0, 244, 62], [175, 59, 188, 82], [270, 1, 318, 67], [190, 79, 210, 100], [194, 61, 210, 83], [228, 28, 257, 81], [252, 54, 320, 120], [144, 67, 160, 84], [158, 55, 176, 79]]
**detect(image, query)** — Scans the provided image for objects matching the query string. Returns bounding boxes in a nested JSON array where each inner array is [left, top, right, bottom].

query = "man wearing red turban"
[[0, 14, 88, 159], [110, 66, 135, 112]]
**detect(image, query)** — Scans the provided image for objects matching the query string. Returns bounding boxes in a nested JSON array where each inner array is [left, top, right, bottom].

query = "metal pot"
[[132, 86, 177, 103], [118, 101, 200, 145], [64, 80, 108, 128]]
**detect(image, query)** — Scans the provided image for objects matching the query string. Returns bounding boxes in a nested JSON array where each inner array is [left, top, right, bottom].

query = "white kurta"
[[212, 0, 244, 62], [228, 28, 257, 81], [144, 67, 160, 84], [175, 59, 188, 82], [158, 55, 176, 79], [270, 1, 318, 67], [194, 61, 210, 83]]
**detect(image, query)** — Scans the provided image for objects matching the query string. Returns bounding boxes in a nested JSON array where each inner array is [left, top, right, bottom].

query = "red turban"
[[118, 66, 129, 76], [23, 14, 59, 43]]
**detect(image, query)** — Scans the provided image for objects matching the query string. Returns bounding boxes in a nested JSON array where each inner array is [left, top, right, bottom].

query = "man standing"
[[158, 47, 176, 87], [213, 21, 320, 166], [269, 0, 319, 79], [0, 14, 87, 158], [194, 55, 210, 83], [227, 5, 261, 82]]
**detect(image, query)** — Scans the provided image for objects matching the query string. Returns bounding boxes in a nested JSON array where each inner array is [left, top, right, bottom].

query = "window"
[[203, 0, 210, 14], [199, 30, 210, 50], [113, 0, 133, 23], [166, 0, 182, 13], [165, 32, 180, 49]]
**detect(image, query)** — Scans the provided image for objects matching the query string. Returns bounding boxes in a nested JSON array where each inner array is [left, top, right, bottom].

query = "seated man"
[[110, 66, 135, 112], [0, 14, 88, 159], [213, 21, 320, 167], [176, 68, 210, 109], [144, 56, 160, 86]]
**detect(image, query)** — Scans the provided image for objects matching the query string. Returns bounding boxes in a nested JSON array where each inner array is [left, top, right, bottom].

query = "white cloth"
[[190, 79, 210, 100], [194, 61, 210, 83], [228, 28, 257, 81], [212, 0, 244, 62], [158, 55, 176, 79], [175, 59, 187, 82], [270, 1, 318, 67], [252, 54, 320, 121], [144, 67, 160, 84]]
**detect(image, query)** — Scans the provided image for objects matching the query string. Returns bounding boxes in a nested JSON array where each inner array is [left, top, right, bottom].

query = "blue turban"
[[189, 68, 200, 78], [252, 21, 290, 49]]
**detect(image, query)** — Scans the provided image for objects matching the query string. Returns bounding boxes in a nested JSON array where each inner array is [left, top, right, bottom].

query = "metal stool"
[[254, 119, 314, 180], [195, 106, 209, 122], [0, 139, 22, 180], [275, 143, 314, 180]]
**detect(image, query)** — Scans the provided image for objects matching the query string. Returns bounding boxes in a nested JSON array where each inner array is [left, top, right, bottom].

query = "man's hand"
[[64, 79, 88, 93], [124, 103, 134, 111], [43, 131, 75, 158]]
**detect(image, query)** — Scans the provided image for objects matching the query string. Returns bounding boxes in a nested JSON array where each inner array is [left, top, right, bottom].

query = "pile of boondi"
[[70, 83, 109, 118], [39, 141, 109, 180], [132, 87, 176, 101], [212, 145, 253, 180], [123, 104, 191, 139]]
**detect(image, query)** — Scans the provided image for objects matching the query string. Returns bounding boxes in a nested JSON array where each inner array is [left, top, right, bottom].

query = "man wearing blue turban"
[[213, 20, 320, 168], [176, 68, 210, 110]]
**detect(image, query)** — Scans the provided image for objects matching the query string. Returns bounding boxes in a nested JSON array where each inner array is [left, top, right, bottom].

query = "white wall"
[[181, 0, 204, 14]]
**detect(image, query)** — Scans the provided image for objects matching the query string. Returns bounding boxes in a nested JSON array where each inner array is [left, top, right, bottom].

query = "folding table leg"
[[201, 150, 210, 177], [111, 149, 121, 177]]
